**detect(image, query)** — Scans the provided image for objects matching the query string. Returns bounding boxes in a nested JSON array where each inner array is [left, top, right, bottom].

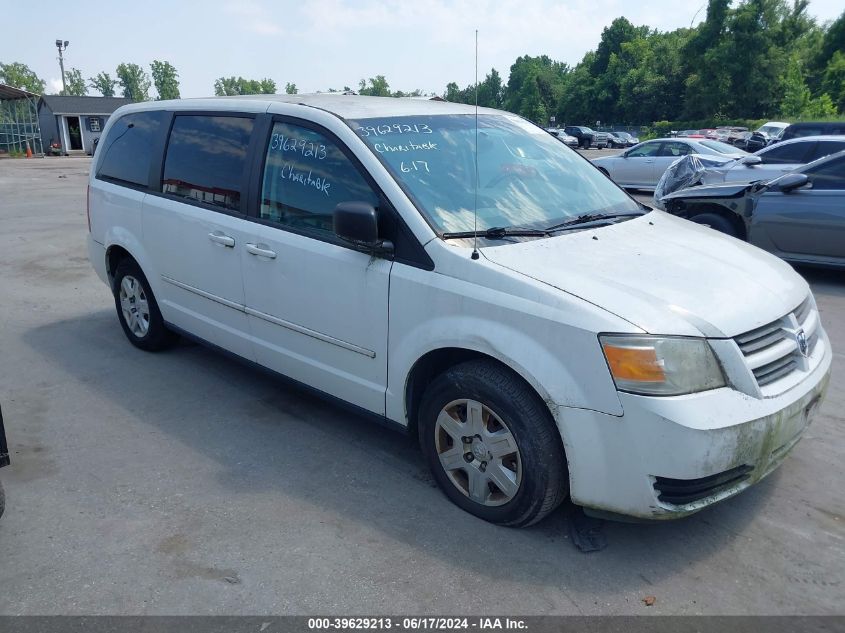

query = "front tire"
[[688, 212, 739, 238], [112, 259, 177, 351], [418, 360, 568, 527]]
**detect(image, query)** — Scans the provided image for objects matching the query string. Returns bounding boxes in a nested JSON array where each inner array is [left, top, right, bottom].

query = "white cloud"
[[224, 0, 282, 35], [49, 78, 63, 94]]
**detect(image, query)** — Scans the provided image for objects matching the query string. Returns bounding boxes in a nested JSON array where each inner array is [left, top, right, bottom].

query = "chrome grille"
[[734, 295, 820, 391]]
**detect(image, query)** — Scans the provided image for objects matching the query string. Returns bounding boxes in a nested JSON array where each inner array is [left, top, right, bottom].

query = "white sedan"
[[700, 135, 845, 185], [592, 138, 747, 190]]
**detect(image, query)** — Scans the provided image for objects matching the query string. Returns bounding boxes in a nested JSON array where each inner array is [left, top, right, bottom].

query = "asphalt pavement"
[[0, 156, 842, 615]]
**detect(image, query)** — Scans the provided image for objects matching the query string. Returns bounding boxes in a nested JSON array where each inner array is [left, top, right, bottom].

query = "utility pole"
[[55, 39, 69, 93]]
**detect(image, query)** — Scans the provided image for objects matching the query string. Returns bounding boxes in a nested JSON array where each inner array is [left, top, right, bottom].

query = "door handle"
[[208, 231, 235, 248], [245, 243, 277, 259]]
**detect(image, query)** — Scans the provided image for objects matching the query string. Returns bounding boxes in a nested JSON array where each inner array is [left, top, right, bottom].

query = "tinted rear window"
[[161, 115, 255, 212], [96, 111, 166, 187]]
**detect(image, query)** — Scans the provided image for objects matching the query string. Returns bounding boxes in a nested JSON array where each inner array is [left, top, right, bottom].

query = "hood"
[[661, 181, 753, 201], [481, 212, 807, 338]]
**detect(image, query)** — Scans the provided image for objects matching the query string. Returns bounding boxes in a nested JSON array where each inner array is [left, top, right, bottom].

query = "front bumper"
[[556, 329, 832, 520]]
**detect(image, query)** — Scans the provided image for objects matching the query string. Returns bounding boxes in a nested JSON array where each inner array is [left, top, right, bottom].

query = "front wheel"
[[418, 360, 568, 527]]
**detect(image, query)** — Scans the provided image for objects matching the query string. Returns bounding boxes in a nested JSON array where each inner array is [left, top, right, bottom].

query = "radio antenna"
[[471, 29, 480, 261]]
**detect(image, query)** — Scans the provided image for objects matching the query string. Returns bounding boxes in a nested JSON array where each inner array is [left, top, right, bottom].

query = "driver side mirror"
[[741, 155, 762, 166], [333, 202, 394, 255], [774, 173, 810, 193]]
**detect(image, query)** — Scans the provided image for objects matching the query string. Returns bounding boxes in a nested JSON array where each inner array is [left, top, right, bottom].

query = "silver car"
[[592, 138, 747, 190], [662, 150, 845, 269], [701, 135, 845, 185]]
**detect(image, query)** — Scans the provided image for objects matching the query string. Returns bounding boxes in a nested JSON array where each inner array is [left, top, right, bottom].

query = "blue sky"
[[3, 0, 843, 98]]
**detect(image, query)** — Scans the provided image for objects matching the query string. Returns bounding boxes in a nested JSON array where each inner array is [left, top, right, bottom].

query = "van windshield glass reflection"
[[350, 114, 640, 234]]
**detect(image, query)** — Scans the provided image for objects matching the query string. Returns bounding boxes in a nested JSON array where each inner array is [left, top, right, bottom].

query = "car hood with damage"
[[660, 181, 756, 202], [481, 211, 807, 338]]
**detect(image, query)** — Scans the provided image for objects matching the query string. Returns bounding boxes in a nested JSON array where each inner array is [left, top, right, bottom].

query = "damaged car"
[[661, 150, 845, 269]]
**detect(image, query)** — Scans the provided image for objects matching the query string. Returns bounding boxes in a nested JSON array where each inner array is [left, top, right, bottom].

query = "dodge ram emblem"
[[796, 329, 809, 357]]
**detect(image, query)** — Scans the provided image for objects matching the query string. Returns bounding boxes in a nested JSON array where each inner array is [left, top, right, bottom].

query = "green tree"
[[805, 93, 838, 117], [88, 71, 118, 97], [358, 75, 391, 96], [822, 51, 845, 112], [61, 68, 87, 96], [150, 60, 180, 100], [213, 77, 276, 95], [285, 82, 298, 94], [780, 55, 811, 117], [0, 62, 46, 93], [116, 63, 151, 101]]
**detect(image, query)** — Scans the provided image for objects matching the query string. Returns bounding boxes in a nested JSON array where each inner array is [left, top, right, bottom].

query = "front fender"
[[385, 265, 626, 426]]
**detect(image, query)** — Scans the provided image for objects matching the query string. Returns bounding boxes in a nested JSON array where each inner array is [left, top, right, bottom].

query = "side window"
[[96, 111, 166, 187], [627, 142, 660, 158], [658, 142, 692, 157], [759, 142, 810, 165], [162, 115, 254, 212], [260, 121, 379, 235], [807, 141, 845, 163], [806, 157, 845, 190]]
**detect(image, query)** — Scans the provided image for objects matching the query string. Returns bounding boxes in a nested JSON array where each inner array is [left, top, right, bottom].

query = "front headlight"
[[600, 335, 726, 396]]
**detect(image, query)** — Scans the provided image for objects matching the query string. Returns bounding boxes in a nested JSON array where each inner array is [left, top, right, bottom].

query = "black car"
[[0, 404, 9, 519], [563, 126, 596, 149], [780, 121, 845, 143]]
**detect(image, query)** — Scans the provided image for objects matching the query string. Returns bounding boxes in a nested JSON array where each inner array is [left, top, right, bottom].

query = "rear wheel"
[[688, 212, 739, 238], [418, 360, 568, 527], [112, 259, 177, 351]]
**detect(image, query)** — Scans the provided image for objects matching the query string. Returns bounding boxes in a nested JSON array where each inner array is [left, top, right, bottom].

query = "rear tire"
[[418, 360, 568, 527], [112, 259, 177, 351], [688, 212, 739, 238]]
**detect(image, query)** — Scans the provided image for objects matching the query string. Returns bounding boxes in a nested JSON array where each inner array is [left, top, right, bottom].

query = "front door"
[[242, 118, 391, 414], [613, 141, 661, 187], [142, 113, 257, 360], [752, 155, 845, 262], [66, 116, 83, 150]]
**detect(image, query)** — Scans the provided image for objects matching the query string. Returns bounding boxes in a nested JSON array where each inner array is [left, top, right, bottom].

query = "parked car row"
[[591, 138, 747, 189]]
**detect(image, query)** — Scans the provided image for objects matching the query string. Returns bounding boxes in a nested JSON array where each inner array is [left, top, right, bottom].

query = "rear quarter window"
[[96, 111, 167, 187]]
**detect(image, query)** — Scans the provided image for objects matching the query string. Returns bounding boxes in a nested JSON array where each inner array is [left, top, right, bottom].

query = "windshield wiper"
[[545, 211, 645, 233], [441, 226, 549, 240]]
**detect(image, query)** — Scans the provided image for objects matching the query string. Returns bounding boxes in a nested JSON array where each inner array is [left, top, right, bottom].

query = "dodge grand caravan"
[[87, 95, 831, 526]]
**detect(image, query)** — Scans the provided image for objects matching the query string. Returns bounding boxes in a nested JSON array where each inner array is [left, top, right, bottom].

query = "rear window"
[[161, 115, 255, 212], [96, 111, 167, 187]]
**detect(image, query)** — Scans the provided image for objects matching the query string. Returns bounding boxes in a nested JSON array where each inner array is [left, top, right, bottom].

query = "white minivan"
[[87, 95, 831, 526]]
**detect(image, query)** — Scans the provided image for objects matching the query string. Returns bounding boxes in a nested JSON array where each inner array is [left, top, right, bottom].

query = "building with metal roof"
[[0, 84, 43, 157], [37, 94, 131, 155]]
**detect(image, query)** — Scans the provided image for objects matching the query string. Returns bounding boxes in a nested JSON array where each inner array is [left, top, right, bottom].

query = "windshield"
[[700, 140, 744, 155], [349, 114, 640, 235], [758, 125, 786, 138]]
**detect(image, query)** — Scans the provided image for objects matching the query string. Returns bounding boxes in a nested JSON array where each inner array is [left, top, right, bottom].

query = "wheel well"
[[106, 245, 134, 285], [598, 167, 609, 176], [684, 203, 747, 240], [404, 348, 549, 440]]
